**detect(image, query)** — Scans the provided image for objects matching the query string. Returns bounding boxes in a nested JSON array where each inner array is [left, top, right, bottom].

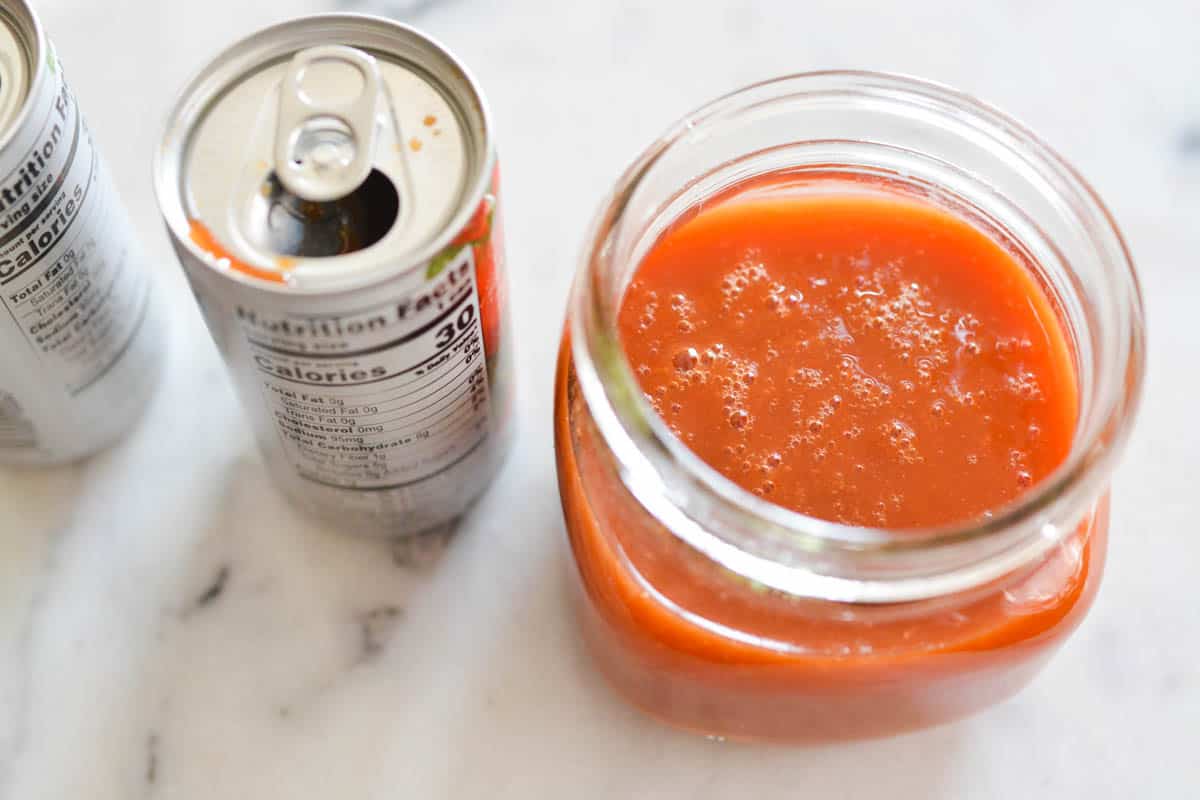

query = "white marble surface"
[[1, 0, 1196, 796]]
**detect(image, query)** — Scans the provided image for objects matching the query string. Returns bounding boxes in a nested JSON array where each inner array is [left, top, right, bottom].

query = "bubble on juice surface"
[[728, 409, 750, 429], [701, 345, 725, 365], [838, 354, 892, 408], [1006, 369, 1043, 400], [720, 259, 769, 309], [948, 377, 978, 407], [882, 419, 922, 464], [790, 367, 825, 388], [821, 316, 855, 344], [673, 347, 700, 372], [633, 296, 659, 334]]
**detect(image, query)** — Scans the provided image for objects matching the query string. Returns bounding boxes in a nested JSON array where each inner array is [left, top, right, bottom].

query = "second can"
[[154, 15, 514, 536]]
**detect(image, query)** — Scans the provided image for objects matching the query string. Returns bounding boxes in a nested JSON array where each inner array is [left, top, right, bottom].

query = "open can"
[[154, 14, 514, 536]]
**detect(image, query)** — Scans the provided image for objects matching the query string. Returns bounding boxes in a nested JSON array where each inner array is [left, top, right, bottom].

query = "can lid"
[[0, 7, 33, 139], [159, 16, 489, 293]]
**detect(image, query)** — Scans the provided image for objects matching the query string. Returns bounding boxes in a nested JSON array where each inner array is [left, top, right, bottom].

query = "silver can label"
[[235, 246, 490, 496], [0, 56, 153, 427]]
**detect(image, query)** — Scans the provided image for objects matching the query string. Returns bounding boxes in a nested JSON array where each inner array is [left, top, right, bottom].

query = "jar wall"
[[556, 335, 1108, 742]]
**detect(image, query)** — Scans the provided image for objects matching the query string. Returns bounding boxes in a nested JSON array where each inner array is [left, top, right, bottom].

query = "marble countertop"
[[2, 0, 1197, 796]]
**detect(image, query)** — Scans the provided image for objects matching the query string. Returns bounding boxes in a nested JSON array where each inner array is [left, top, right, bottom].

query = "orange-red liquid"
[[554, 178, 1103, 741], [188, 219, 291, 284], [619, 189, 1077, 527]]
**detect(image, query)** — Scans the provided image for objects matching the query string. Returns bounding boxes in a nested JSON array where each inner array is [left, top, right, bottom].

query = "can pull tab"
[[274, 46, 381, 202]]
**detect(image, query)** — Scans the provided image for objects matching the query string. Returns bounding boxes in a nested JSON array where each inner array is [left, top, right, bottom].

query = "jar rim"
[[569, 71, 1146, 602]]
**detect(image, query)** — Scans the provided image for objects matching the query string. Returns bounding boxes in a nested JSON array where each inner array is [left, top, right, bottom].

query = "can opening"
[[245, 168, 399, 258]]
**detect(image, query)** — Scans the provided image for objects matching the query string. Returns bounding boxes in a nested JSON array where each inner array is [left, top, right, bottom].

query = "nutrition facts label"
[[0, 75, 151, 396], [240, 247, 490, 492]]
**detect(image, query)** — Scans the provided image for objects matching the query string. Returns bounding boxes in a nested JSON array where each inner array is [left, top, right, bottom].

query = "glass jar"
[[554, 72, 1145, 742]]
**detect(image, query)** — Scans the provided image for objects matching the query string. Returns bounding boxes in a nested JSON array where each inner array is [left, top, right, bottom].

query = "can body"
[[0, 0, 163, 465], [156, 16, 514, 535], [168, 183, 513, 535]]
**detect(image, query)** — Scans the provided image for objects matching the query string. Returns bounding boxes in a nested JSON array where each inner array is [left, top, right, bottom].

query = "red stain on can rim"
[[188, 219, 287, 284]]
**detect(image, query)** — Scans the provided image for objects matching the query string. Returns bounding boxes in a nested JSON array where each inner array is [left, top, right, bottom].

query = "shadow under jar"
[[554, 72, 1145, 743]]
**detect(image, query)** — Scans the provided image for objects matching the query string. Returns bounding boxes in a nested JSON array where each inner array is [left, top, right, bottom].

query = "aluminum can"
[[155, 15, 514, 536], [0, 0, 163, 464]]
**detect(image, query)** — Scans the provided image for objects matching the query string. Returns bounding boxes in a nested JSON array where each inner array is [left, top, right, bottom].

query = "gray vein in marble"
[[184, 564, 230, 617], [359, 605, 406, 659], [1179, 128, 1200, 156], [256, 528, 460, 722], [144, 731, 159, 786], [272, 593, 428, 720]]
